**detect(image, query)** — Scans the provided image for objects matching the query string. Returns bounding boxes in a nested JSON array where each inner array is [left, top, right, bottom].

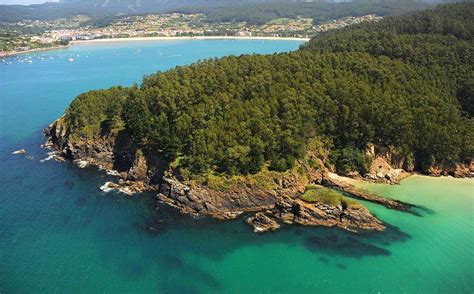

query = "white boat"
[[68, 58, 75, 62]]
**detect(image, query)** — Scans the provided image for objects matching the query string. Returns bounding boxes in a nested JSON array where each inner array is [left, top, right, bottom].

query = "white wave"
[[99, 181, 135, 195], [100, 182, 115, 193], [12, 149, 26, 155], [106, 169, 120, 176], [74, 159, 89, 168], [39, 151, 56, 162]]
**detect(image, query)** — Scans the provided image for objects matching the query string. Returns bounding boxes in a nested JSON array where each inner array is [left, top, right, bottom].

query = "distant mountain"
[[0, 0, 287, 22], [0, 0, 458, 22]]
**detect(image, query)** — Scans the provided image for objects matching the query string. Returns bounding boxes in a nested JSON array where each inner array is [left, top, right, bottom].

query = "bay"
[[0, 39, 472, 293]]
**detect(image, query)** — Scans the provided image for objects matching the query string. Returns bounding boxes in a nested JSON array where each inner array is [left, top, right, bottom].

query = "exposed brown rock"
[[42, 121, 422, 233], [427, 162, 473, 178], [246, 212, 281, 233], [127, 150, 148, 181], [270, 196, 384, 232]]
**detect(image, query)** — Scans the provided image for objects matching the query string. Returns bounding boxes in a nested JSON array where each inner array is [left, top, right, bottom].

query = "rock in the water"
[[12, 149, 26, 155], [246, 212, 281, 233], [271, 196, 385, 232], [99, 180, 148, 195]]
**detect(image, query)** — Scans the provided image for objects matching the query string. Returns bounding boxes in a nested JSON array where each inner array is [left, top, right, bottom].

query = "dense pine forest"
[[64, 3, 473, 177], [175, 1, 430, 25]]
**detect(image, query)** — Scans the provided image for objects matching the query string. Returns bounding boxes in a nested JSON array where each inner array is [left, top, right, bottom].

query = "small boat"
[[68, 58, 75, 62], [26, 60, 33, 64]]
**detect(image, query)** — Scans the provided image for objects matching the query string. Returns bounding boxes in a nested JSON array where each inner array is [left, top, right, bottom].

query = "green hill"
[[61, 3, 473, 177]]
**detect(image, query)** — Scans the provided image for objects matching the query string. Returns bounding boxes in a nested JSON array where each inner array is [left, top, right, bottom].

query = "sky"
[[0, 0, 58, 4]]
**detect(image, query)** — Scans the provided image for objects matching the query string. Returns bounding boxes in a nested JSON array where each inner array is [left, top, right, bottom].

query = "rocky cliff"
[[43, 117, 445, 234]]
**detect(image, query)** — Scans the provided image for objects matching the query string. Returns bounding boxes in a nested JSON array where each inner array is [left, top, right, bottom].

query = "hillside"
[[174, 1, 431, 25], [56, 3, 473, 176], [43, 2, 473, 230], [0, 0, 432, 22], [0, 0, 273, 22]]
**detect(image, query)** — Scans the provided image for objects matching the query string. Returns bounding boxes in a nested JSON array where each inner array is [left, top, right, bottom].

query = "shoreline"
[[70, 36, 311, 45], [2, 45, 70, 58], [1, 36, 308, 58]]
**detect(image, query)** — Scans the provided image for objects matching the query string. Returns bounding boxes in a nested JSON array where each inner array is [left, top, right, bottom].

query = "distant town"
[[0, 13, 382, 56]]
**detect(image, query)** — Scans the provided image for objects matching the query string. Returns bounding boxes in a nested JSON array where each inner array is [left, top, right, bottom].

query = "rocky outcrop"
[[43, 118, 116, 170], [364, 144, 411, 183], [42, 121, 419, 233], [427, 162, 473, 178], [100, 180, 150, 195], [43, 118, 156, 194], [127, 150, 149, 181], [157, 174, 386, 233], [245, 195, 385, 233], [365, 157, 410, 183], [322, 172, 414, 211], [271, 196, 384, 232], [157, 176, 278, 219], [246, 212, 281, 233], [364, 143, 473, 181]]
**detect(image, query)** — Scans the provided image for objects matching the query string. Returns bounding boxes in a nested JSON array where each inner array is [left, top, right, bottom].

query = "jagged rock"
[[428, 162, 473, 178], [246, 212, 280, 233], [100, 180, 149, 195], [270, 196, 384, 232], [366, 156, 408, 184], [127, 150, 148, 181], [43, 121, 421, 234]]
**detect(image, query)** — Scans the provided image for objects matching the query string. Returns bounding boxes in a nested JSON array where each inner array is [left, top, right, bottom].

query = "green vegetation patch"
[[62, 4, 474, 177], [301, 185, 359, 207], [195, 166, 286, 192]]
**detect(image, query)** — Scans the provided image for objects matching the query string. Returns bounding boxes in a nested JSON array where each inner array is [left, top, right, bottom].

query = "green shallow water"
[[1, 40, 473, 293]]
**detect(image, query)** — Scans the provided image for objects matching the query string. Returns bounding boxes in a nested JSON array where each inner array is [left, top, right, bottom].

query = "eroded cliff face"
[[44, 117, 458, 234], [43, 118, 386, 233], [361, 144, 472, 184]]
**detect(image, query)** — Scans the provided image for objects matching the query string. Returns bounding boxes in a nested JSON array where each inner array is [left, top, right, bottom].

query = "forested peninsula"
[[45, 3, 473, 233]]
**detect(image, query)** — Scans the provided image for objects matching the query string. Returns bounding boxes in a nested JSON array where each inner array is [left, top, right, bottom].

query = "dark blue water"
[[1, 39, 473, 293]]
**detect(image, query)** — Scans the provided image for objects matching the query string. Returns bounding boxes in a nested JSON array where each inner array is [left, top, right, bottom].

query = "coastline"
[[1, 36, 308, 58], [70, 36, 311, 45], [2, 44, 70, 58]]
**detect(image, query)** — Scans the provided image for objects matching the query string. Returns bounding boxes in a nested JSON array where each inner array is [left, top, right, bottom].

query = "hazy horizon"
[[0, 0, 57, 5]]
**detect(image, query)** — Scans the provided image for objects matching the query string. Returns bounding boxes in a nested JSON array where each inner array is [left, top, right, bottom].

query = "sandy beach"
[[1, 36, 308, 58], [70, 36, 311, 44]]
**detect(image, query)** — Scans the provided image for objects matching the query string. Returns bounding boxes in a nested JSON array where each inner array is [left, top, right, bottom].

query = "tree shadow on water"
[[158, 255, 222, 292], [303, 221, 412, 258], [304, 231, 391, 258]]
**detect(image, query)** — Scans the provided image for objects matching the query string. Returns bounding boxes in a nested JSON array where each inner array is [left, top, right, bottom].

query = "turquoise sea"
[[1, 39, 473, 293]]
